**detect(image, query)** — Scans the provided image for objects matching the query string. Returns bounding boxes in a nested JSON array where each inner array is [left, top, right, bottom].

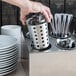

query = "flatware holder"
[[50, 13, 73, 39], [26, 14, 50, 50]]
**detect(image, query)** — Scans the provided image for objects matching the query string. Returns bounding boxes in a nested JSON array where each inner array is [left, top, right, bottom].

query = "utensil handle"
[[62, 14, 67, 35], [65, 15, 73, 35], [50, 18, 56, 34], [55, 14, 58, 34]]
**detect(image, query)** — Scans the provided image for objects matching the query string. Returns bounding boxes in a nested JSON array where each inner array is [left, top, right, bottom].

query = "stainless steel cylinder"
[[26, 14, 49, 50]]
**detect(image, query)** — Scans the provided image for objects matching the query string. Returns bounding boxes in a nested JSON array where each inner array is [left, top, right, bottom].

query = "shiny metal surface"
[[27, 23, 49, 50], [50, 13, 73, 39], [24, 36, 76, 53], [26, 14, 49, 50]]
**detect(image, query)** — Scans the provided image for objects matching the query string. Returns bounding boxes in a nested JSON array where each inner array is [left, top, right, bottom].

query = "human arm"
[[2, 0, 52, 25]]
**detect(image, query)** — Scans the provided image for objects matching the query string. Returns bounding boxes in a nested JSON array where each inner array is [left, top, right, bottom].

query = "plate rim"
[[0, 35, 17, 50]]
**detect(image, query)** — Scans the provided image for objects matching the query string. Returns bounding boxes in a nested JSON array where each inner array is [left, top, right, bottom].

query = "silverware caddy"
[[26, 13, 50, 50], [50, 13, 76, 50], [50, 13, 73, 39]]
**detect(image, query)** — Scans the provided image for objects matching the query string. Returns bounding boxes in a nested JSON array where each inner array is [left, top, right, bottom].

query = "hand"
[[20, 1, 53, 25]]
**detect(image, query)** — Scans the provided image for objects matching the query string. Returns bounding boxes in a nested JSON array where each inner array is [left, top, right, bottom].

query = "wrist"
[[17, 0, 31, 8]]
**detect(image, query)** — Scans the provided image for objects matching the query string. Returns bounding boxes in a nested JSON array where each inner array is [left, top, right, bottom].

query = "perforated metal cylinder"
[[27, 19, 49, 50]]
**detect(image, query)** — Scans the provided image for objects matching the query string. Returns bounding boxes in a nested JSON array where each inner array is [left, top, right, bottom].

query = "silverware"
[[65, 14, 73, 35], [51, 18, 56, 34], [50, 13, 73, 38], [58, 14, 62, 34], [55, 14, 58, 34]]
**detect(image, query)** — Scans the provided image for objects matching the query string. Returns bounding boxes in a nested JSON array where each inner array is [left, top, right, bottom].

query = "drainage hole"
[[46, 28, 47, 30], [33, 27, 36, 29], [47, 38, 49, 40], [47, 42, 49, 44], [35, 34, 37, 37], [41, 33, 43, 36], [46, 31, 48, 33], [37, 45, 39, 47], [46, 35, 48, 37], [41, 37, 44, 39], [34, 31, 36, 33], [40, 30, 43, 32], [42, 41, 44, 43], [43, 44, 45, 46], [40, 26, 42, 28], [35, 38, 38, 40], [45, 24, 47, 26], [36, 42, 38, 44]]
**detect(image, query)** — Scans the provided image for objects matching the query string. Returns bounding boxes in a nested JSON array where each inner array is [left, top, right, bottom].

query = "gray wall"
[[2, 2, 18, 25]]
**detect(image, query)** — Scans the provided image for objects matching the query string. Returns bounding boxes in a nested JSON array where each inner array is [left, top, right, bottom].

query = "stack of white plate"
[[1, 25, 21, 58], [0, 35, 18, 76]]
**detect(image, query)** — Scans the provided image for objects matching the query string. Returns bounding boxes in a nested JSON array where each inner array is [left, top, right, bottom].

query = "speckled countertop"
[[29, 36, 76, 76], [6, 59, 29, 76]]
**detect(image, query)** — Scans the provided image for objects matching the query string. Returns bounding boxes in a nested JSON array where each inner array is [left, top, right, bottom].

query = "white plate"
[[0, 65, 16, 76], [0, 56, 17, 68], [1, 25, 21, 44], [0, 57, 17, 68], [0, 35, 17, 50], [0, 52, 18, 61], [0, 46, 18, 55], [0, 44, 18, 52], [0, 55, 18, 65], [0, 51, 18, 62], [0, 57, 18, 69], [0, 54, 18, 64], [0, 48, 18, 58], [0, 63, 17, 74]]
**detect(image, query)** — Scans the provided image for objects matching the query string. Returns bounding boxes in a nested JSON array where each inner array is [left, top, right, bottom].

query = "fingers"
[[41, 5, 53, 23], [41, 9, 50, 22], [20, 8, 29, 25], [20, 11, 26, 25], [44, 6, 53, 20], [19, 1, 53, 25], [20, 17, 25, 25], [30, 1, 52, 21]]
